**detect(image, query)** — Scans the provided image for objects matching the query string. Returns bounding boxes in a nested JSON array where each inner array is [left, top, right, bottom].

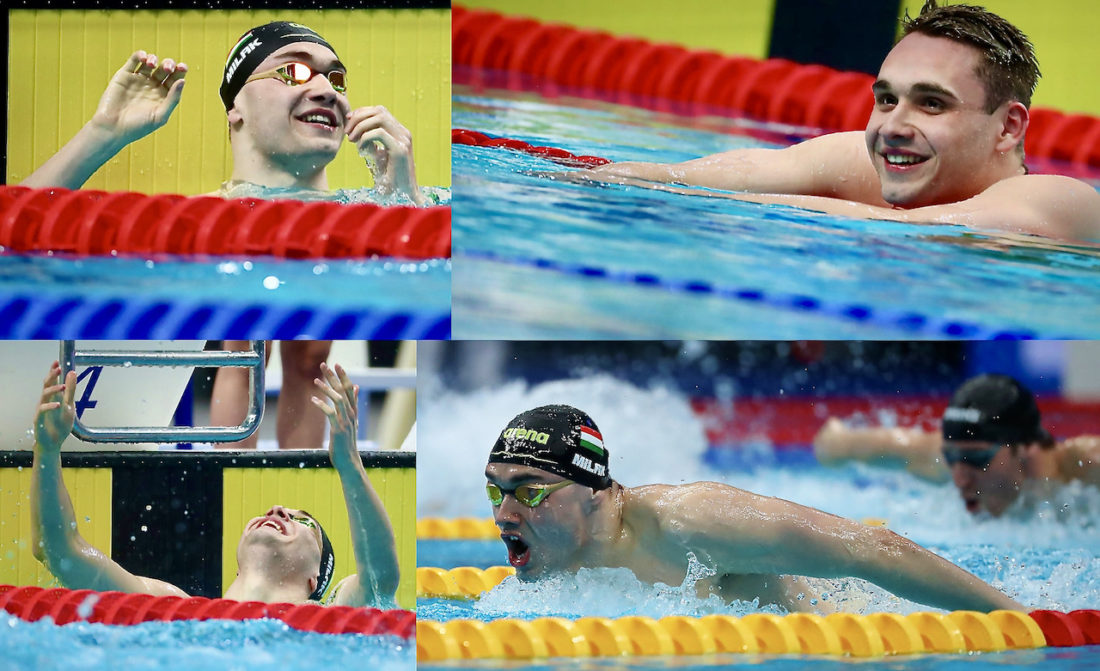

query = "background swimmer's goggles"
[[942, 444, 1003, 469], [486, 480, 574, 507], [245, 62, 347, 93]]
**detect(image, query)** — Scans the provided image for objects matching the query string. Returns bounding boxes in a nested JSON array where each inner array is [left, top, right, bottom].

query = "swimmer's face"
[[485, 463, 594, 580], [229, 42, 351, 171], [238, 504, 324, 587], [866, 33, 1025, 207], [945, 441, 1023, 516]]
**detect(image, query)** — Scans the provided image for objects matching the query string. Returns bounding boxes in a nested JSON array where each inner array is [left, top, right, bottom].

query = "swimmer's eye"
[[921, 97, 946, 112], [485, 480, 575, 508], [292, 515, 318, 530], [875, 93, 897, 107]]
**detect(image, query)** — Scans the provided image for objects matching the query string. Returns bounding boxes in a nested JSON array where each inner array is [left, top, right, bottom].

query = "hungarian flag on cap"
[[579, 425, 605, 455]]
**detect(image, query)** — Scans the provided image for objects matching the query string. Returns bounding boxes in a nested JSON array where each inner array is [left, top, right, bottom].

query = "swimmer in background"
[[574, 2, 1100, 242], [31, 360, 398, 607], [211, 340, 334, 450], [814, 374, 1100, 517], [485, 404, 1023, 614], [20, 21, 438, 206]]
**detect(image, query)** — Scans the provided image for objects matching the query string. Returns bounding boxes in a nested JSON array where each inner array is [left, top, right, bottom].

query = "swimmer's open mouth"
[[254, 517, 288, 535], [501, 533, 530, 568], [296, 109, 339, 129], [881, 152, 929, 169], [964, 498, 981, 514]]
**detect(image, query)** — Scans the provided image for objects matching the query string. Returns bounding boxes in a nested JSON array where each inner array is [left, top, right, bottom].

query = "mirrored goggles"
[[486, 480, 574, 508], [942, 444, 1003, 469], [246, 62, 347, 93]]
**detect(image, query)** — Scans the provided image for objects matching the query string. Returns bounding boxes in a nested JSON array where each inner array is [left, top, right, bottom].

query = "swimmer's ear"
[[227, 107, 244, 128], [995, 101, 1028, 154], [308, 576, 318, 595]]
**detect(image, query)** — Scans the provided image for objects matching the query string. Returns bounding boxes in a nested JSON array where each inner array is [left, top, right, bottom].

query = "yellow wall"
[[8, 9, 451, 193], [457, 0, 775, 59], [461, 2, 1100, 117], [899, 0, 1100, 116], [223, 466, 417, 610], [0, 467, 112, 587]]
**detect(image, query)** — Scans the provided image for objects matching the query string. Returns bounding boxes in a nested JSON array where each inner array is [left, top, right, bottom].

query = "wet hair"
[[901, 1, 1040, 112]]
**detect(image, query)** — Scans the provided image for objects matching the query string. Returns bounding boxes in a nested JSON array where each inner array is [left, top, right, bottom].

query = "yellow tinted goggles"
[[486, 480, 574, 508]]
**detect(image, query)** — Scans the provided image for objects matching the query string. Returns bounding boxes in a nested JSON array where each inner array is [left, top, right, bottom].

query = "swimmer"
[[575, 2, 1100, 241], [484, 404, 1023, 613], [30, 360, 398, 606], [20, 21, 429, 206], [210, 340, 333, 450], [814, 374, 1100, 517]]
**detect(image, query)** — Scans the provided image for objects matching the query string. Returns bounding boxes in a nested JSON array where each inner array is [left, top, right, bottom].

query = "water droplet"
[[146, 504, 152, 511], [262, 275, 280, 290], [140, 525, 148, 532]]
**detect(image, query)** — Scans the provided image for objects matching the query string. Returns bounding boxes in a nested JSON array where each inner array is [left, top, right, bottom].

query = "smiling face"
[[944, 441, 1024, 516], [484, 463, 594, 580], [238, 504, 324, 581], [228, 42, 351, 175], [865, 32, 1022, 208]]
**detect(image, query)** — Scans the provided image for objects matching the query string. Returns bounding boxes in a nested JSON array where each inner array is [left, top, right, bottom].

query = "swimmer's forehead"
[[485, 463, 564, 484], [259, 43, 345, 73]]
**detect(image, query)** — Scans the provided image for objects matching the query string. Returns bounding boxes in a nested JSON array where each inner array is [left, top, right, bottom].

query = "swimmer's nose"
[[950, 463, 975, 488], [266, 505, 291, 519], [493, 497, 524, 526], [878, 104, 917, 143], [304, 73, 342, 102]]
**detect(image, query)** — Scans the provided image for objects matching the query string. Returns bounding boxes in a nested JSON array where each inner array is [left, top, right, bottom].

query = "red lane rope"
[[454, 4, 1100, 167], [0, 584, 414, 638], [451, 128, 610, 167], [0, 186, 451, 259]]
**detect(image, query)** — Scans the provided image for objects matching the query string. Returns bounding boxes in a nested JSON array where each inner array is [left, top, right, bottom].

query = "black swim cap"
[[941, 374, 1052, 445], [300, 509, 335, 602], [220, 21, 339, 111], [489, 405, 612, 491]]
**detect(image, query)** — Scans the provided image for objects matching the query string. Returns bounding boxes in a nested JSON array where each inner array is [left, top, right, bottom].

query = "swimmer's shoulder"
[[1055, 436, 1100, 484], [978, 174, 1100, 240]]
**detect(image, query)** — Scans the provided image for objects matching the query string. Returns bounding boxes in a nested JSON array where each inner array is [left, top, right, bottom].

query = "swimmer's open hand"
[[312, 362, 359, 466], [34, 362, 76, 453], [91, 51, 187, 144], [346, 106, 424, 205]]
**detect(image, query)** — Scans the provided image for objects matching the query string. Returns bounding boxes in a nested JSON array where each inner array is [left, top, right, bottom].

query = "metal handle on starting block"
[[60, 341, 265, 444]]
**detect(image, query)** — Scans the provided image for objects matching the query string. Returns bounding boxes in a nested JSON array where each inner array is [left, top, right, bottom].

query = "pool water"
[[418, 374, 1100, 666], [0, 254, 451, 338], [0, 612, 413, 671], [452, 88, 1100, 340]]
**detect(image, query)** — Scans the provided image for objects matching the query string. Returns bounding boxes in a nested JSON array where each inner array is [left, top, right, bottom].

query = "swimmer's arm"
[[813, 418, 948, 482], [574, 131, 882, 202], [669, 485, 1023, 611], [316, 363, 400, 608], [1058, 435, 1100, 486], [714, 176, 1100, 242], [20, 51, 186, 190], [30, 363, 187, 597]]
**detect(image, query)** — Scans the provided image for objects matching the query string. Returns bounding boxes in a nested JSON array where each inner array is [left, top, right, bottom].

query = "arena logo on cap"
[[944, 407, 982, 423], [502, 427, 550, 445]]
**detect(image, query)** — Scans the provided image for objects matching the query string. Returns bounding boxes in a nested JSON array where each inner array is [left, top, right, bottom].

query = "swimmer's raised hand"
[[34, 362, 76, 453], [313, 362, 359, 466], [90, 50, 188, 143], [345, 106, 425, 206]]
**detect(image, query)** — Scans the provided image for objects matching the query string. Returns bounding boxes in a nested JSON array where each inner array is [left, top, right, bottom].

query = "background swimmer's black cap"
[[220, 22, 339, 111], [489, 405, 612, 490], [941, 374, 1052, 446], [300, 509, 335, 602]]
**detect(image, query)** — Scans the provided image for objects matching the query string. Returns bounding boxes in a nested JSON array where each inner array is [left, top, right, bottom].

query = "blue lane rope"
[[0, 294, 450, 340], [460, 249, 1079, 339]]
